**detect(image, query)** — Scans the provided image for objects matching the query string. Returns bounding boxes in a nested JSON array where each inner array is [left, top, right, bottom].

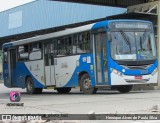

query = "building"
[[0, 0, 126, 45]]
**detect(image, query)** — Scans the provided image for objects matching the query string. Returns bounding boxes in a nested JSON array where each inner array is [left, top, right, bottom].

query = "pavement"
[[0, 83, 160, 123]]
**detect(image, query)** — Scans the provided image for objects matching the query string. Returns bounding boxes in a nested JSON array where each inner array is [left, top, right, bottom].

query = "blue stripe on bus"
[[16, 62, 45, 88], [4, 62, 45, 88]]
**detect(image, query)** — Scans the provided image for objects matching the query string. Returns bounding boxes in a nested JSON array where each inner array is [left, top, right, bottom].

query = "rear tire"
[[117, 85, 133, 93], [26, 77, 43, 94], [57, 88, 71, 94], [80, 73, 97, 94], [36, 88, 43, 94]]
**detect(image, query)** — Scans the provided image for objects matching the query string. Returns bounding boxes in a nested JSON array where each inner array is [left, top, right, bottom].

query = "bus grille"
[[122, 65, 151, 70]]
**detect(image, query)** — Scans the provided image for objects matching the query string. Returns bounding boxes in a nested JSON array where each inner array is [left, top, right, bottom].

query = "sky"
[[0, 0, 34, 12]]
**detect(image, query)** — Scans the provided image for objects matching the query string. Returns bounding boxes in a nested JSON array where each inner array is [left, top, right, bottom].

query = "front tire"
[[117, 85, 133, 93], [26, 77, 43, 94], [56, 88, 71, 94], [80, 73, 97, 94]]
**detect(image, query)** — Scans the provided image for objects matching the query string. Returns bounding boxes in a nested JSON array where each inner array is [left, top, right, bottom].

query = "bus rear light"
[[151, 68, 157, 76]]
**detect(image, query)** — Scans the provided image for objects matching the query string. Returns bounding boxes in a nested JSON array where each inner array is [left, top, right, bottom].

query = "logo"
[[10, 91, 21, 102], [2, 115, 11, 121]]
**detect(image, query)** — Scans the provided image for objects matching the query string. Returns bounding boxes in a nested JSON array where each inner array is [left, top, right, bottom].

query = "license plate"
[[135, 76, 142, 80]]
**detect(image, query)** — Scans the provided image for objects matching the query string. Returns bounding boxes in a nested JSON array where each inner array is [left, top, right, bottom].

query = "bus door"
[[44, 42, 56, 86], [8, 49, 17, 87], [94, 32, 108, 84]]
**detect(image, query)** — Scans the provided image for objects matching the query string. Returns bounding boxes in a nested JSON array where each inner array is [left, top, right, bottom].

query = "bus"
[[2, 19, 158, 94]]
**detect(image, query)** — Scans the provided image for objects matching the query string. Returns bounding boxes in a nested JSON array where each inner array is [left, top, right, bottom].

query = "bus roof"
[[3, 23, 94, 48], [3, 19, 152, 49]]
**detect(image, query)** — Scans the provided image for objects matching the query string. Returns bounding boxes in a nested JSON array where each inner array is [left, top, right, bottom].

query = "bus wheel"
[[117, 85, 133, 93], [80, 73, 97, 94], [56, 88, 71, 94], [26, 77, 43, 94], [36, 88, 43, 94]]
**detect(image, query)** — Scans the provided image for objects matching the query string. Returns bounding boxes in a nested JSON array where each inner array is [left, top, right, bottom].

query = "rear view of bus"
[[93, 20, 158, 93]]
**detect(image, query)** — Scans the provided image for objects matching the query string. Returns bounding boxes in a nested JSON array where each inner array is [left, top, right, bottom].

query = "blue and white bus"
[[2, 19, 158, 94]]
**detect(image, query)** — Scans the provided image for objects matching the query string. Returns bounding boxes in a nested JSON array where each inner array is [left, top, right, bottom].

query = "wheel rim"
[[83, 78, 92, 90], [27, 79, 33, 92]]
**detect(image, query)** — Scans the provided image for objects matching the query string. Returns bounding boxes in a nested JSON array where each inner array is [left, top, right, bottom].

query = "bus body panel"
[[110, 71, 158, 85], [77, 54, 96, 87], [4, 61, 45, 88], [3, 64, 10, 87], [81, 54, 96, 86], [24, 60, 45, 87], [3, 53, 96, 89], [56, 54, 96, 88], [16, 61, 45, 88], [55, 55, 80, 87]]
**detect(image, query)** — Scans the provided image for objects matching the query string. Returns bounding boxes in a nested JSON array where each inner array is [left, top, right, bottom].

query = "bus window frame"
[[109, 29, 157, 66], [3, 48, 8, 64], [17, 42, 43, 62], [55, 31, 91, 58], [29, 43, 43, 61]]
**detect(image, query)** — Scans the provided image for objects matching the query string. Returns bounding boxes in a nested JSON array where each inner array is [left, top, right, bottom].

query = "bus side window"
[[57, 38, 66, 56], [73, 35, 78, 54], [65, 36, 72, 55], [4, 49, 8, 63], [18, 45, 29, 61], [44, 43, 50, 66], [31, 43, 42, 52], [73, 32, 90, 54], [29, 43, 42, 60]]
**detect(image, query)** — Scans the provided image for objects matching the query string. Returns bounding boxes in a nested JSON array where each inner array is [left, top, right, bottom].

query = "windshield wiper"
[[139, 31, 148, 51], [120, 31, 131, 53]]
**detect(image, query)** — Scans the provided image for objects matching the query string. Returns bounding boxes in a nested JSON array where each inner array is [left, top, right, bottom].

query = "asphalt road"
[[0, 83, 160, 123]]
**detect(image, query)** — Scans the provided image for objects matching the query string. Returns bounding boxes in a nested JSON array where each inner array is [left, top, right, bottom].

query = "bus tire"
[[57, 88, 71, 94], [26, 77, 43, 94], [80, 73, 97, 94], [36, 88, 43, 94], [117, 85, 133, 93]]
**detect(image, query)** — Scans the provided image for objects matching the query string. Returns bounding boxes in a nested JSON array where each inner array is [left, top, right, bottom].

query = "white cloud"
[[0, 0, 35, 12]]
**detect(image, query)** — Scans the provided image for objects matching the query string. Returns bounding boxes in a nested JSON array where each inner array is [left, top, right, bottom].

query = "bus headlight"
[[151, 68, 158, 76], [110, 68, 123, 77]]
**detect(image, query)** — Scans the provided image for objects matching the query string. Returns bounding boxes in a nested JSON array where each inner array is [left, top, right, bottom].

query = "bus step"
[[46, 87, 54, 89]]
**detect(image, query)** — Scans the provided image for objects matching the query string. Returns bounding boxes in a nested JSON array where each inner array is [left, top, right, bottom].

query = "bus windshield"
[[110, 31, 156, 62]]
